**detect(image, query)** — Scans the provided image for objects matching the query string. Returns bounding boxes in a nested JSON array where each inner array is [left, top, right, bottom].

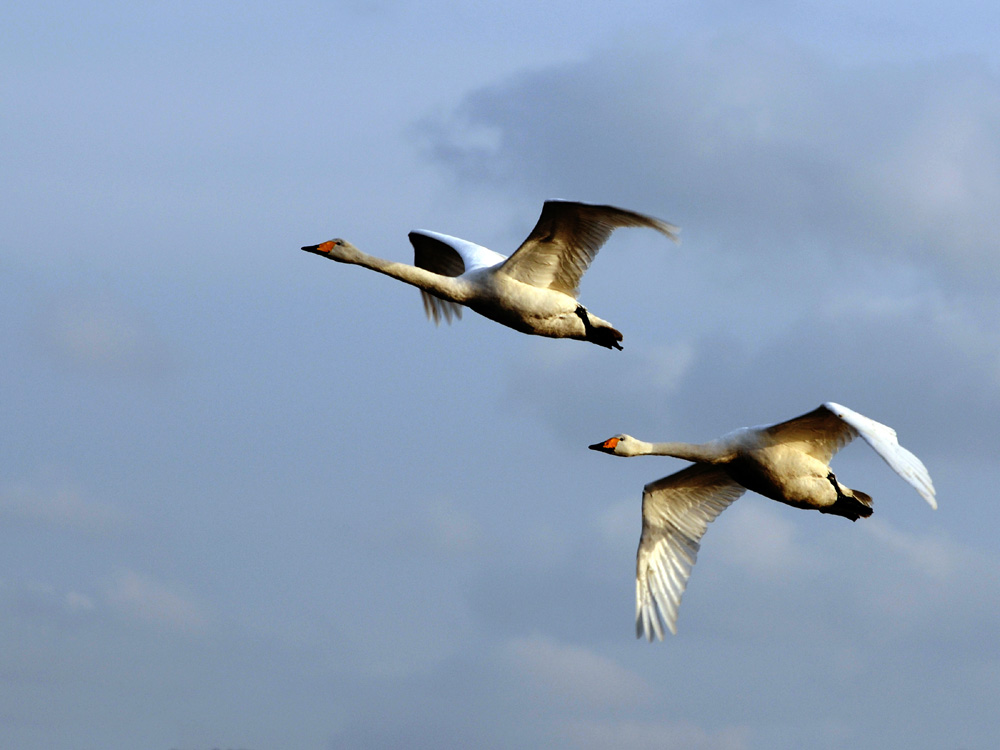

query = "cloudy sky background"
[[3, 1, 999, 748]]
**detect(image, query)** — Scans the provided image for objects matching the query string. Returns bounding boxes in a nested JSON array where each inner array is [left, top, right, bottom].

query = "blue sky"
[[3, 1, 999, 748]]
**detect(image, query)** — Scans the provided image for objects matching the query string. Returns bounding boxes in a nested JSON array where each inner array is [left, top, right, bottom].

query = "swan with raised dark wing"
[[301, 200, 678, 350], [589, 402, 937, 639]]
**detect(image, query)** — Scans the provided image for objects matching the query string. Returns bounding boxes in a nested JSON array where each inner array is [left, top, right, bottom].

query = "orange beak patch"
[[589, 437, 619, 452]]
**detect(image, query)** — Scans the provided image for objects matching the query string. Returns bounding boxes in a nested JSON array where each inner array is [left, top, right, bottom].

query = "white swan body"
[[589, 402, 937, 639], [302, 200, 678, 349]]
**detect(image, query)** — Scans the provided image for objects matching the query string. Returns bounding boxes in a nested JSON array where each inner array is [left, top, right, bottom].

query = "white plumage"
[[590, 402, 937, 639], [302, 200, 678, 349]]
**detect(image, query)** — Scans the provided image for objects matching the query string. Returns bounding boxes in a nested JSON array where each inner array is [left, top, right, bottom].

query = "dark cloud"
[[425, 37, 1000, 283]]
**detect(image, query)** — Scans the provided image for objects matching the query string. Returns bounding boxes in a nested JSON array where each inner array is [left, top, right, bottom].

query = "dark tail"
[[575, 306, 624, 350], [589, 325, 624, 350], [821, 488, 873, 522]]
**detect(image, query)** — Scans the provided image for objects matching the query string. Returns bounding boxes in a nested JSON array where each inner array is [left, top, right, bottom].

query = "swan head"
[[588, 434, 641, 457], [301, 238, 361, 262]]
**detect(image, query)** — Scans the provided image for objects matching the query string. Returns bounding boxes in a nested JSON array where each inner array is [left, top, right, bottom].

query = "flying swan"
[[589, 402, 937, 640], [301, 200, 678, 349]]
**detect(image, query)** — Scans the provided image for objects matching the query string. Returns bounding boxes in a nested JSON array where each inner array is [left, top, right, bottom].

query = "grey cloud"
[[424, 36, 1000, 284], [324, 494, 997, 748], [505, 288, 999, 463]]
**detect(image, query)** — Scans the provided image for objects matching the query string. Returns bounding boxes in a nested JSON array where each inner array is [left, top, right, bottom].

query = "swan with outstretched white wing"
[[302, 200, 678, 349], [589, 402, 937, 639]]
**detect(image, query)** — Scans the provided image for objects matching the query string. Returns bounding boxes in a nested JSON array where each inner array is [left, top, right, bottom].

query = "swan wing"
[[760, 405, 859, 463], [408, 230, 506, 324], [636, 464, 745, 640], [498, 201, 678, 297], [419, 291, 463, 325], [823, 402, 937, 509]]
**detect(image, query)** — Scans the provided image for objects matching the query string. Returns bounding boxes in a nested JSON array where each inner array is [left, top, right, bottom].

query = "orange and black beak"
[[588, 437, 619, 453], [301, 241, 333, 255]]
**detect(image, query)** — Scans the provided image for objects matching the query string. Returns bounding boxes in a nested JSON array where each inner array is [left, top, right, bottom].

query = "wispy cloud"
[[713, 502, 812, 581], [556, 718, 749, 750], [1, 580, 96, 624], [104, 570, 209, 634], [34, 290, 175, 378], [0, 483, 130, 533], [504, 633, 650, 709], [854, 520, 1000, 631]]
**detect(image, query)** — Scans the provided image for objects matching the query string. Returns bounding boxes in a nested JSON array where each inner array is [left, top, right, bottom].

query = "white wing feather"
[[410, 229, 507, 271], [824, 402, 937, 509], [408, 230, 507, 324], [636, 464, 746, 640]]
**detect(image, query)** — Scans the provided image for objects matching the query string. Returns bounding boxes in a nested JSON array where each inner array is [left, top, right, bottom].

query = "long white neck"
[[631, 439, 730, 463], [345, 249, 474, 303]]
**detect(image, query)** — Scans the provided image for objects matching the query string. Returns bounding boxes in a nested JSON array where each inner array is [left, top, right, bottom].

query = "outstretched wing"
[[823, 402, 937, 509], [408, 230, 506, 324], [636, 464, 745, 640], [498, 201, 678, 297], [760, 405, 859, 464]]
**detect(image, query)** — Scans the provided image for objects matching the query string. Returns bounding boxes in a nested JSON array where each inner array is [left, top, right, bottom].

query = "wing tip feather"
[[823, 402, 938, 510]]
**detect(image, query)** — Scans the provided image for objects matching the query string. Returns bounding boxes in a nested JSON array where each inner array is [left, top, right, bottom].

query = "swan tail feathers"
[[573, 305, 623, 350], [820, 489, 874, 522], [591, 325, 624, 351]]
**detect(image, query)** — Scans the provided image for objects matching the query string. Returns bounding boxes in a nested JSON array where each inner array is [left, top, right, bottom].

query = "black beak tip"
[[588, 442, 604, 451]]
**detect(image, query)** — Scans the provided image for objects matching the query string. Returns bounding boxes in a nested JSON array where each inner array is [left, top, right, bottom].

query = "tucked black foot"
[[821, 472, 873, 521], [575, 305, 623, 350]]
